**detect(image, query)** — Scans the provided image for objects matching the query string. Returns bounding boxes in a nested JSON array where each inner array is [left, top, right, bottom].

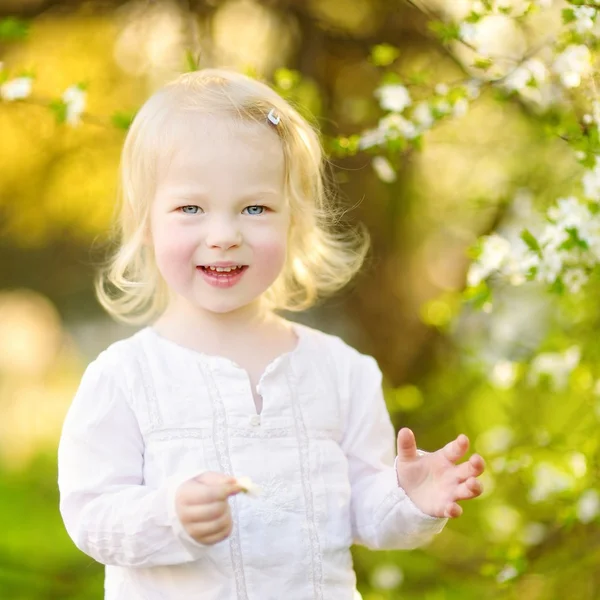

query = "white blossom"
[[62, 85, 86, 126], [359, 113, 418, 150], [372, 156, 397, 183], [0, 76, 33, 101], [464, 79, 482, 99], [490, 361, 518, 389], [583, 158, 600, 201], [472, 0, 486, 14], [547, 196, 590, 228], [503, 59, 547, 92], [379, 113, 418, 139], [497, 565, 518, 583], [453, 97, 469, 118], [434, 99, 452, 115], [412, 102, 434, 129], [529, 462, 575, 503], [236, 476, 262, 497], [375, 84, 411, 112], [529, 346, 580, 391], [552, 45, 592, 89], [459, 22, 478, 46], [577, 489, 600, 523], [370, 564, 403, 589], [521, 522, 547, 546], [467, 234, 512, 286], [358, 128, 386, 149], [478, 425, 514, 453], [571, 6, 597, 35], [435, 82, 449, 95]]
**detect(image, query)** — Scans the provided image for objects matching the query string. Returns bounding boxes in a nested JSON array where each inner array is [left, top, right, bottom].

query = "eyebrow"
[[169, 188, 282, 199]]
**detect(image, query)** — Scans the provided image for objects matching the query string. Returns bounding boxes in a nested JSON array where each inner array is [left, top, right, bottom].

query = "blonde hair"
[[96, 68, 369, 324]]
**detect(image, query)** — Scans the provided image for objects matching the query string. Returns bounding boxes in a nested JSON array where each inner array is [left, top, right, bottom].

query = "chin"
[[196, 299, 254, 315]]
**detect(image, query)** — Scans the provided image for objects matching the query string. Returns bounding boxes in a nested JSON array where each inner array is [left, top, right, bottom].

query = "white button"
[[249, 415, 261, 426]]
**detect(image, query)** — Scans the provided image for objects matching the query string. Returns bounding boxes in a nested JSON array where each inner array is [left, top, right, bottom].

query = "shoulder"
[[293, 321, 381, 378], [80, 328, 152, 387]]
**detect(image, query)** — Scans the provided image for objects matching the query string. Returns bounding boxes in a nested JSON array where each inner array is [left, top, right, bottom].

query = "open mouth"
[[198, 265, 248, 273], [197, 264, 249, 288]]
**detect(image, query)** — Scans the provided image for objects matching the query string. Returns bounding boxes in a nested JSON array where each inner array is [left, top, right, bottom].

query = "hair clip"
[[267, 108, 281, 126]]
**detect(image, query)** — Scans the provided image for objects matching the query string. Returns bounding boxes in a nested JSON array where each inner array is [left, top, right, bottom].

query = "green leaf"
[[428, 20, 461, 44], [474, 57, 493, 70], [550, 277, 566, 295], [110, 111, 136, 130], [465, 11, 482, 23], [370, 44, 400, 67], [521, 229, 542, 255], [463, 282, 492, 310], [560, 227, 589, 251], [48, 100, 67, 124], [562, 8, 576, 24], [184, 49, 200, 72], [0, 17, 29, 41]]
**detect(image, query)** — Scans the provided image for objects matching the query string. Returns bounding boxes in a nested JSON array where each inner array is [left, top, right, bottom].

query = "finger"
[[192, 475, 242, 502], [189, 511, 232, 539], [396, 428, 418, 462], [444, 502, 463, 519], [442, 434, 469, 464], [455, 454, 486, 482], [184, 500, 229, 523], [194, 471, 237, 487], [453, 477, 484, 501], [199, 525, 233, 546], [469, 454, 485, 476]]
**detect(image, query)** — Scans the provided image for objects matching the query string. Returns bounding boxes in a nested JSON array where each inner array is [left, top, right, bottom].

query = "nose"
[[204, 216, 242, 250]]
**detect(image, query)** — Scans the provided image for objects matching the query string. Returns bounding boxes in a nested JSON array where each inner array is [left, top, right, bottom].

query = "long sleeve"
[[58, 353, 207, 567], [341, 353, 447, 550]]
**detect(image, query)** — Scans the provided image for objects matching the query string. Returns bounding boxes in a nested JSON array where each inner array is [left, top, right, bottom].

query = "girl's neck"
[[151, 298, 285, 353]]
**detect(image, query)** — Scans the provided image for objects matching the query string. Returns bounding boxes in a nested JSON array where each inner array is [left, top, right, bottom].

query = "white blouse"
[[58, 322, 446, 600]]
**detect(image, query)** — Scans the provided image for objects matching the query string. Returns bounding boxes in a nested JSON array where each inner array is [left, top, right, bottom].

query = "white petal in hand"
[[395, 428, 485, 519]]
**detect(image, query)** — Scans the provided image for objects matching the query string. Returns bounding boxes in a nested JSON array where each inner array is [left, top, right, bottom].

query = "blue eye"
[[244, 205, 266, 215], [180, 205, 201, 215]]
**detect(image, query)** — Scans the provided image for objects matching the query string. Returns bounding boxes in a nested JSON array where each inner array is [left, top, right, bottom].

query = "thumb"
[[396, 428, 418, 462]]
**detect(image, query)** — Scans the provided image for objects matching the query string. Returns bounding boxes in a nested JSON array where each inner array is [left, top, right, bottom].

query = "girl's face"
[[150, 115, 289, 319]]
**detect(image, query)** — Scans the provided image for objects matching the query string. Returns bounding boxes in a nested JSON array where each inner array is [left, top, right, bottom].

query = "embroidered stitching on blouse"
[[146, 428, 213, 442], [199, 362, 249, 600], [286, 362, 324, 600], [136, 340, 162, 430], [252, 475, 297, 526], [146, 427, 342, 443]]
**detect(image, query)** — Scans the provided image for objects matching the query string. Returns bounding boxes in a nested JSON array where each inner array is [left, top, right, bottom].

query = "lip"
[[197, 264, 248, 288]]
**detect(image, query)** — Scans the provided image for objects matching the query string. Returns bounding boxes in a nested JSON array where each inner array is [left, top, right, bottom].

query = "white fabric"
[[58, 323, 446, 600]]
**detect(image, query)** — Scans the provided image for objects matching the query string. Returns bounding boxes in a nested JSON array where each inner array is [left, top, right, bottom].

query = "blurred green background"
[[1, 0, 599, 599]]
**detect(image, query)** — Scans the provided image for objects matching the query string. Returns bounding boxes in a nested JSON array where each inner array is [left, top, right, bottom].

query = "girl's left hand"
[[395, 428, 485, 519]]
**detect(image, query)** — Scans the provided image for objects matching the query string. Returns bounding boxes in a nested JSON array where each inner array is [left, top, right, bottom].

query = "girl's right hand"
[[175, 472, 243, 545]]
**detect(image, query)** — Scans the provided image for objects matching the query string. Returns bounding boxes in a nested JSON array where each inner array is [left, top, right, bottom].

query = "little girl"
[[58, 68, 485, 600]]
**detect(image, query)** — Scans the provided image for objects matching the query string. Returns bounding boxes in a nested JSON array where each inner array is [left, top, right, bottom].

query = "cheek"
[[152, 222, 198, 280], [251, 230, 288, 277]]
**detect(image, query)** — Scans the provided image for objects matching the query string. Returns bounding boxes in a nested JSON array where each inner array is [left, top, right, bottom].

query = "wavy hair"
[[96, 68, 369, 324]]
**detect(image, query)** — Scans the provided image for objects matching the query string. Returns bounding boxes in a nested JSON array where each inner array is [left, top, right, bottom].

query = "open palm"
[[395, 428, 485, 519]]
